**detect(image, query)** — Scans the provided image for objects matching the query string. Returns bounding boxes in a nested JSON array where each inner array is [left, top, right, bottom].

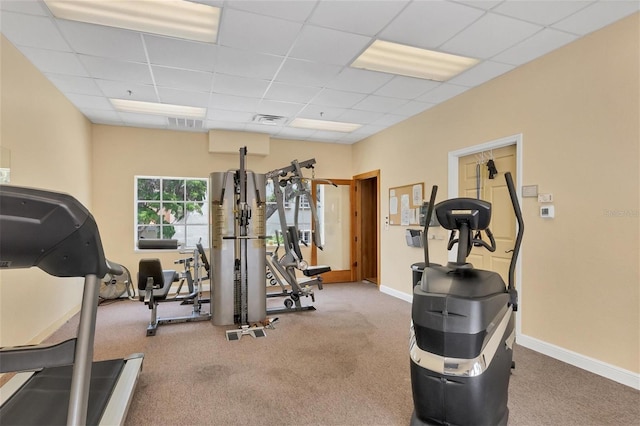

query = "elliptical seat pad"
[[423, 266, 506, 298]]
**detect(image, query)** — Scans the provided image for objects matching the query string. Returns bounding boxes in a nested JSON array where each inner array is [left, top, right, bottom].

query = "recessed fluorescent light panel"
[[290, 118, 361, 133], [110, 99, 206, 119], [44, 0, 220, 43], [351, 40, 479, 82]]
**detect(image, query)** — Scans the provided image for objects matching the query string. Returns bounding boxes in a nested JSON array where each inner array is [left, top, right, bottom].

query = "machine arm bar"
[[422, 185, 438, 268], [505, 172, 523, 311], [265, 158, 316, 179]]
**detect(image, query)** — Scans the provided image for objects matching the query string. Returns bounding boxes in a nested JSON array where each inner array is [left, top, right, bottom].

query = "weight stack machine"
[[210, 147, 267, 340]]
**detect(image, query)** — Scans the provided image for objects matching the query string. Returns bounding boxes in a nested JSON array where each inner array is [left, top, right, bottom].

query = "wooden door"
[[354, 171, 379, 284], [458, 145, 517, 283]]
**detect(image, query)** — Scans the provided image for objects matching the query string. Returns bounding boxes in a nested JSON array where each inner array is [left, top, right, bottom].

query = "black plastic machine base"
[[410, 407, 508, 426]]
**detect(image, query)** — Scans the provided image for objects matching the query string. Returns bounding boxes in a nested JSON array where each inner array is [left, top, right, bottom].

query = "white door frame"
[[447, 133, 523, 337]]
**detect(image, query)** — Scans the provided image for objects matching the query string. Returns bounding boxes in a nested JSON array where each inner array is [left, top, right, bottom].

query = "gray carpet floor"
[[41, 281, 639, 425]]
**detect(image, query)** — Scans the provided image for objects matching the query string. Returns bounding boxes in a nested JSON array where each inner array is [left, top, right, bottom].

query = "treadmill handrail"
[[0, 338, 76, 374]]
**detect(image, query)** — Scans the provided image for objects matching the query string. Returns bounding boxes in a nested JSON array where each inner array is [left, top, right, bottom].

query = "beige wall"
[[2, 12, 638, 383], [353, 14, 639, 374], [0, 36, 93, 346], [91, 125, 352, 276]]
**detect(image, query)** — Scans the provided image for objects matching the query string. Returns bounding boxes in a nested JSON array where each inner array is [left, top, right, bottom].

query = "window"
[[135, 176, 208, 249], [298, 194, 310, 209], [299, 229, 311, 245]]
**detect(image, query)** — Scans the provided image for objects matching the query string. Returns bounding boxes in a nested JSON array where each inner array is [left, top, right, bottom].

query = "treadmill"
[[0, 185, 144, 425]]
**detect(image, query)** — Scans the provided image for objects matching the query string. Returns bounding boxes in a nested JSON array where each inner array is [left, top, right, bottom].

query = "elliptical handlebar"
[[472, 228, 496, 252], [504, 172, 523, 310]]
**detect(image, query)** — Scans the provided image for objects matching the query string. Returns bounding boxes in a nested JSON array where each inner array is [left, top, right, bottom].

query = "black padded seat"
[[303, 265, 331, 277], [137, 258, 178, 302], [423, 266, 506, 298]]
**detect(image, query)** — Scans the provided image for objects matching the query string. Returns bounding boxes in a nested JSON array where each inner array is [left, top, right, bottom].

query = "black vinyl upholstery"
[[137, 258, 177, 301]]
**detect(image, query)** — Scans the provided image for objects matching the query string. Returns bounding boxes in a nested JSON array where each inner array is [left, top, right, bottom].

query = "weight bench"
[[138, 256, 210, 336], [266, 226, 331, 314], [287, 226, 331, 282], [138, 259, 179, 303]]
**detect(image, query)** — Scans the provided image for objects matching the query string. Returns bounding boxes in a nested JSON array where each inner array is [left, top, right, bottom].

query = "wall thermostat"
[[540, 205, 555, 218]]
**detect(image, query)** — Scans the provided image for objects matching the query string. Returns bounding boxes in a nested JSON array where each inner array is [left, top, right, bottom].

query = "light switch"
[[538, 193, 553, 202]]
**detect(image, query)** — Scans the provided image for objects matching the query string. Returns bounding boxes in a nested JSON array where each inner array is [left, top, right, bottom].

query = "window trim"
[[134, 175, 209, 251]]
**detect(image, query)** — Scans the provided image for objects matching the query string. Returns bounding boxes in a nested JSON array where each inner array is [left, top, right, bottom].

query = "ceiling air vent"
[[252, 114, 285, 126], [168, 117, 204, 129]]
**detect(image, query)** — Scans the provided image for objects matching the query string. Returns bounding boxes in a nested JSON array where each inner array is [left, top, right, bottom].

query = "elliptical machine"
[[410, 172, 523, 426]]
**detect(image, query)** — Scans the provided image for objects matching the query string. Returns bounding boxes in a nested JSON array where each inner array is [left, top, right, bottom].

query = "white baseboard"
[[517, 334, 639, 390], [377, 286, 640, 390], [379, 285, 412, 303]]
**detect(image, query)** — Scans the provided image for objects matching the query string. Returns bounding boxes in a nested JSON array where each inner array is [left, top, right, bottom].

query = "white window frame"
[[134, 175, 209, 250], [299, 229, 311, 245]]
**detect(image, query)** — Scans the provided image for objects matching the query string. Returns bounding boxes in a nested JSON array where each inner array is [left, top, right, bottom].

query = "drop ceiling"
[[1, 0, 638, 144]]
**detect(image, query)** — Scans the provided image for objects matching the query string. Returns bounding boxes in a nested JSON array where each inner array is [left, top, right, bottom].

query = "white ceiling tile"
[[209, 93, 261, 112], [393, 100, 435, 117], [379, 1, 485, 49], [440, 12, 542, 59], [1, 12, 70, 51], [2, 0, 633, 145], [257, 100, 304, 117], [312, 89, 368, 109], [96, 80, 157, 102], [374, 76, 440, 99], [82, 109, 123, 125], [218, 8, 302, 55], [19, 47, 88, 76], [152, 66, 213, 92], [79, 55, 152, 84], [289, 25, 371, 66], [551, 1, 640, 35], [297, 105, 348, 121], [158, 88, 210, 108], [338, 133, 366, 144], [57, 20, 146, 62], [416, 84, 469, 104], [212, 74, 270, 98], [144, 35, 218, 72], [45, 74, 102, 96], [1, 1, 48, 15], [216, 47, 283, 80], [338, 109, 385, 125], [492, 28, 578, 66], [350, 123, 386, 137], [493, 1, 593, 26], [206, 109, 253, 122], [275, 58, 342, 87], [275, 127, 317, 139], [264, 82, 322, 104], [452, 0, 502, 10], [376, 114, 408, 127], [352, 95, 408, 113], [326, 68, 393, 94], [309, 0, 409, 36], [66, 93, 113, 110], [206, 120, 247, 132], [226, 1, 315, 22], [452, 1, 504, 10], [448, 61, 515, 87], [243, 123, 281, 135]]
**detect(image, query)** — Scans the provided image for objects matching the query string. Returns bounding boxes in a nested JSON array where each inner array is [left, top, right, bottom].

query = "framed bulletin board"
[[389, 182, 424, 226]]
